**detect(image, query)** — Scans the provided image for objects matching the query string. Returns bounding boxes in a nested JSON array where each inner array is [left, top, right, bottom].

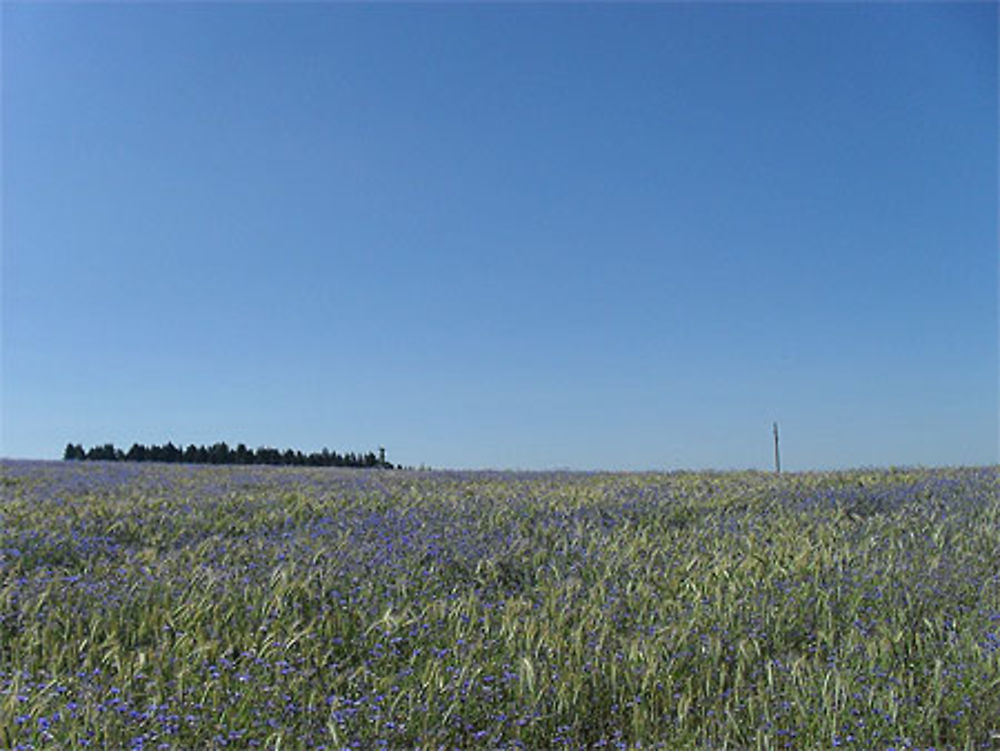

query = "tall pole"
[[773, 422, 781, 474]]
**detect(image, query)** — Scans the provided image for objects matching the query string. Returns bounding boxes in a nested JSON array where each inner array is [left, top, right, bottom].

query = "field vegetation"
[[1, 460, 998, 749]]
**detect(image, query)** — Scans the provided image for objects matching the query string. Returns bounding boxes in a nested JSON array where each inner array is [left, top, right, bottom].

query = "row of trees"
[[63, 442, 397, 468]]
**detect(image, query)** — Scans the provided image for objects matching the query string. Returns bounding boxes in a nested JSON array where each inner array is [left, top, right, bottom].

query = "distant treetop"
[[63, 441, 397, 469]]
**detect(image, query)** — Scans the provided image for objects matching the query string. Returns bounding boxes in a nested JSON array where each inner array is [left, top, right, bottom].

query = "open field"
[[1, 460, 998, 750]]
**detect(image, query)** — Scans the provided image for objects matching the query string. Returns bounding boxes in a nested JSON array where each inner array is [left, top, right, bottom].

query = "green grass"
[[1, 461, 998, 749]]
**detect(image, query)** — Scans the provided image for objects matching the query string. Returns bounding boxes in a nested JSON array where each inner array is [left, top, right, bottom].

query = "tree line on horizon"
[[62, 441, 398, 469]]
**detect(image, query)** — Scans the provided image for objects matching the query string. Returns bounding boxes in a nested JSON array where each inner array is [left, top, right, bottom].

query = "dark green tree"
[[235, 443, 251, 464], [126, 443, 148, 462], [63, 443, 85, 460]]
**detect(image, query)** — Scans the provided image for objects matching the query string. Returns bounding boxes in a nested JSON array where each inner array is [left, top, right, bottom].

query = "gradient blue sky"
[[2, 2, 997, 470]]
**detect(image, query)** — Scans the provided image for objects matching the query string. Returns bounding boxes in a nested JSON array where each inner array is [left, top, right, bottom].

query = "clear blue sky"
[[2, 2, 996, 470]]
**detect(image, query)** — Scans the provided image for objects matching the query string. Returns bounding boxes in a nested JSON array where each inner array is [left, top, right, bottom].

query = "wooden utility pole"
[[773, 422, 781, 474]]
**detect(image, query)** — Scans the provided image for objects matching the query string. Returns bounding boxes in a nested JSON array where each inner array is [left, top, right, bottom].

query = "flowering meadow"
[[1, 461, 998, 750]]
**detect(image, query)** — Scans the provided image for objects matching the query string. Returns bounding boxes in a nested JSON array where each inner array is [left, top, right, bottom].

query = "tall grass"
[[1, 461, 998, 749]]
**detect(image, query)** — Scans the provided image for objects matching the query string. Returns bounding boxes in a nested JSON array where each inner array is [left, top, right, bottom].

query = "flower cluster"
[[1, 460, 997, 748]]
